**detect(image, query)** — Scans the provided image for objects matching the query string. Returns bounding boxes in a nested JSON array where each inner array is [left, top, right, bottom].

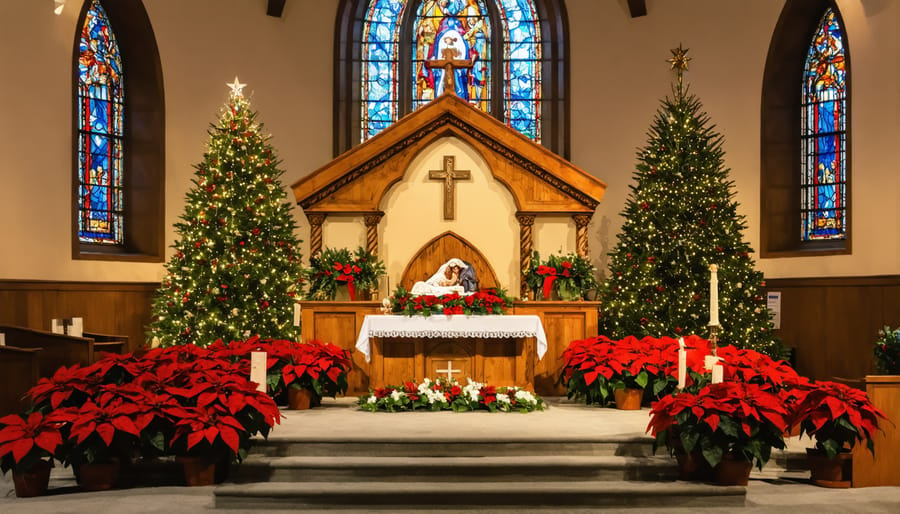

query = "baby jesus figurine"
[[410, 258, 477, 296]]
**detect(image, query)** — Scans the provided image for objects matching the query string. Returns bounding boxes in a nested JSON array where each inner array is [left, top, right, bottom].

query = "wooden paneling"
[[0, 346, 41, 416], [513, 302, 600, 395], [399, 232, 499, 291], [0, 280, 156, 353], [764, 276, 900, 381], [852, 375, 900, 487], [300, 301, 382, 395]]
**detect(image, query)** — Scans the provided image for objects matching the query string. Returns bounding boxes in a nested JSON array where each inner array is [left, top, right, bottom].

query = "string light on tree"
[[148, 79, 303, 347], [598, 46, 781, 357]]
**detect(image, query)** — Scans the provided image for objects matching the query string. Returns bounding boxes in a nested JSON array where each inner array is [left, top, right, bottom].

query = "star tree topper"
[[667, 44, 691, 88], [227, 76, 247, 98]]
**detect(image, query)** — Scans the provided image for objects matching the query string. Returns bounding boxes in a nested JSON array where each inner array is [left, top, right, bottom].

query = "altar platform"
[[4, 398, 900, 513]]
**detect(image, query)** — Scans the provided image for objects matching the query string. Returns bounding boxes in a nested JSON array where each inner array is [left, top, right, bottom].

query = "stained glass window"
[[362, 0, 541, 142], [77, 0, 124, 245], [800, 8, 846, 241]]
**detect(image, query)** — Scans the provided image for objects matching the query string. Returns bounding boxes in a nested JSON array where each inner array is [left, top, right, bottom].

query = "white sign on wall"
[[767, 292, 782, 330]]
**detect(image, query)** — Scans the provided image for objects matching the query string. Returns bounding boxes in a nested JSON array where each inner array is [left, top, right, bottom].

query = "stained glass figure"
[[78, 0, 124, 245], [362, 0, 541, 142], [801, 8, 846, 241]]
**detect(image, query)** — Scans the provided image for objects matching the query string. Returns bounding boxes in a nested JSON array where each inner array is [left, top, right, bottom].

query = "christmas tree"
[[148, 78, 303, 347], [599, 47, 780, 357]]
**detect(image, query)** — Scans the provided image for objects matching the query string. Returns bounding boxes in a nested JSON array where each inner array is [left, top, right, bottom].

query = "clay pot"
[[177, 456, 217, 487], [715, 452, 753, 486], [613, 387, 643, 410], [79, 459, 120, 491], [806, 448, 852, 488], [288, 386, 314, 410], [12, 459, 52, 497]]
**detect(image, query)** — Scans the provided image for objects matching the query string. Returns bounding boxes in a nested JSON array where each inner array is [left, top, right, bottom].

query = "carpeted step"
[[230, 454, 679, 483], [214, 480, 747, 510], [249, 436, 657, 458]]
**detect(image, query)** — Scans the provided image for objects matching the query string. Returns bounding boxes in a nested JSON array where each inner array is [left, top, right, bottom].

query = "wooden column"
[[307, 213, 326, 257], [573, 214, 591, 258], [364, 212, 384, 255], [516, 213, 536, 299]]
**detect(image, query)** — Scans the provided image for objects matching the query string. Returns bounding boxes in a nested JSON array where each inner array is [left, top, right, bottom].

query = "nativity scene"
[[2, 0, 900, 509]]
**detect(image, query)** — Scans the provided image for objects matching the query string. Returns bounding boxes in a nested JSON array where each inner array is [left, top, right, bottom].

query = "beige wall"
[[1, 0, 898, 285]]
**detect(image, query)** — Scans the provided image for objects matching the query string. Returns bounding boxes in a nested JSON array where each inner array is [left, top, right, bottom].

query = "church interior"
[[2, 0, 900, 509]]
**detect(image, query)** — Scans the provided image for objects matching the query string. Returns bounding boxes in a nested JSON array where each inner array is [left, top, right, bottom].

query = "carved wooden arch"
[[377, 123, 516, 209], [400, 232, 500, 292]]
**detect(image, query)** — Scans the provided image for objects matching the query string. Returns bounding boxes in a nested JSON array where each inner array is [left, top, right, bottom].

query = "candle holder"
[[708, 322, 720, 357]]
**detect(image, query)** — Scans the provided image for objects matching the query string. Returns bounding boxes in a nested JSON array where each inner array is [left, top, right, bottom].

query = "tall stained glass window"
[[362, 0, 541, 142], [77, 0, 124, 245], [800, 8, 846, 241]]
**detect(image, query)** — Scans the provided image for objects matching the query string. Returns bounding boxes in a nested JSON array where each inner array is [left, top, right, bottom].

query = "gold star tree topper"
[[227, 77, 247, 98], [667, 45, 691, 85]]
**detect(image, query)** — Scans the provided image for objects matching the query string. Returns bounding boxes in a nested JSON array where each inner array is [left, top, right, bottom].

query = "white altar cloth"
[[355, 315, 548, 362]]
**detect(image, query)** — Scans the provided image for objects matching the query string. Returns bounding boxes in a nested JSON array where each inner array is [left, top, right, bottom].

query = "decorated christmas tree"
[[148, 79, 303, 347], [599, 47, 780, 357]]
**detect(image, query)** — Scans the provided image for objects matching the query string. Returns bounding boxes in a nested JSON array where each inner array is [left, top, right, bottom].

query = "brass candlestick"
[[708, 322, 720, 357]]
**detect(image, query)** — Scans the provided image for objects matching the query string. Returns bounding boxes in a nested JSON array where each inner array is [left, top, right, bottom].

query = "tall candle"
[[250, 351, 267, 393], [712, 362, 724, 384], [677, 348, 687, 389], [709, 264, 719, 326]]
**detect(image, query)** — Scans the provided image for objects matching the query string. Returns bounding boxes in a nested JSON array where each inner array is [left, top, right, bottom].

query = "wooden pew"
[[0, 325, 98, 380], [83, 330, 128, 357], [0, 345, 41, 416]]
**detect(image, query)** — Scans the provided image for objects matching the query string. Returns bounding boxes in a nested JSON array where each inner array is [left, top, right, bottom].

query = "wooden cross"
[[429, 155, 471, 220], [424, 43, 474, 97], [436, 360, 462, 381]]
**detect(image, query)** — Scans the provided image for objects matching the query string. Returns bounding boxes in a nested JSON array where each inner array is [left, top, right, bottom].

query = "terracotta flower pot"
[[715, 452, 753, 486], [12, 459, 52, 497], [79, 459, 120, 491], [806, 448, 852, 488], [614, 387, 643, 410], [177, 456, 217, 487], [288, 386, 314, 410]]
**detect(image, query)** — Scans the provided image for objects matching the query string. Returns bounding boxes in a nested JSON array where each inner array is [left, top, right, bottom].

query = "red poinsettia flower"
[[67, 400, 142, 448], [0, 412, 64, 467], [172, 403, 247, 455], [27, 364, 102, 410]]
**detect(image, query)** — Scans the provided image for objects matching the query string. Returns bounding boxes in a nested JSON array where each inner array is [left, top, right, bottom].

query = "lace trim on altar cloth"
[[368, 329, 539, 339]]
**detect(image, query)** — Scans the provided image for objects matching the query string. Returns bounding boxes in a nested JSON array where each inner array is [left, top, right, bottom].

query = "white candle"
[[678, 348, 686, 389], [250, 351, 267, 393], [712, 362, 724, 384], [709, 264, 719, 326]]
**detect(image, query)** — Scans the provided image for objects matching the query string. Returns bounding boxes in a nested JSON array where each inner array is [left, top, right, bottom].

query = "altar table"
[[355, 315, 547, 389]]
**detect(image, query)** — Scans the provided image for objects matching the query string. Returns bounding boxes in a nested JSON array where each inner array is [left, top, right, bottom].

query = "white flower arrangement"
[[358, 377, 544, 413]]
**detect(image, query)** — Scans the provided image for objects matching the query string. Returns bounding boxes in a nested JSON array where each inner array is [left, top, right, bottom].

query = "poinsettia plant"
[[560, 334, 712, 406], [282, 340, 353, 399], [0, 412, 65, 474], [789, 379, 887, 459], [358, 378, 544, 413], [647, 381, 789, 470], [525, 251, 598, 300], [305, 246, 385, 300], [389, 286, 512, 317]]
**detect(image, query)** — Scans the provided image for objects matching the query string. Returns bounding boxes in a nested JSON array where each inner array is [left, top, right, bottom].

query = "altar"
[[355, 314, 547, 389], [300, 300, 600, 396]]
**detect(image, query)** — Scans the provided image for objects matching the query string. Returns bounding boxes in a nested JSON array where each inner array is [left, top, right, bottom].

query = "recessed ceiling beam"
[[267, 0, 286, 18], [627, 0, 647, 18]]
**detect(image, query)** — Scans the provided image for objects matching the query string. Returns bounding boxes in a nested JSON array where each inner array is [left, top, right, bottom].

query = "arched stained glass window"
[[77, 0, 124, 245], [361, 0, 542, 143], [800, 8, 846, 242]]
